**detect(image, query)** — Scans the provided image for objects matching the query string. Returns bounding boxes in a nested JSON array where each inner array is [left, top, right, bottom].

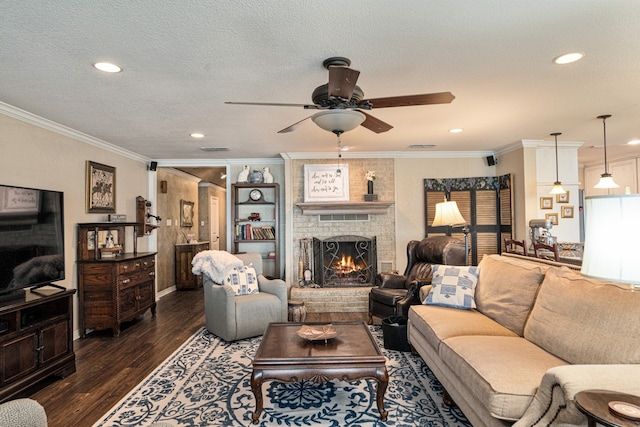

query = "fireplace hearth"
[[312, 235, 377, 287]]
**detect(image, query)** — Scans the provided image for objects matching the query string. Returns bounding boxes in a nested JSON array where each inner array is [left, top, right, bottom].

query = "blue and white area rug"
[[93, 326, 470, 427]]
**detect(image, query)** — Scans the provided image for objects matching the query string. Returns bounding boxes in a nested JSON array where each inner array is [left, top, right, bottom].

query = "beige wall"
[[394, 156, 494, 269], [0, 114, 151, 336], [198, 183, 227, 251], [155, 169, 200, 292]]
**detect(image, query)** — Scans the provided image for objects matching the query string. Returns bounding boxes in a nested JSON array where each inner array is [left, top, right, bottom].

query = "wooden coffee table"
[[250, 321, 389, 424]]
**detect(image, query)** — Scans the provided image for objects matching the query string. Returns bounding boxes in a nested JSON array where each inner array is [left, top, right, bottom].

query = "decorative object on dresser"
[[76, 222, 157, 337], [231, 183, 280, 279], [175, 241, 209, 290], [85, 161, 116, 213], [0, 290, 76, 402]]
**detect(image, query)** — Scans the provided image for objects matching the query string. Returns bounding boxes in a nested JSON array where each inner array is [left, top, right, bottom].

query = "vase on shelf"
[[364, 180, 377, 201]]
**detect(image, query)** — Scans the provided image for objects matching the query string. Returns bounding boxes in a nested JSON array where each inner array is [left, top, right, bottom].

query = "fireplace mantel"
[[296, 201, 394, 215]]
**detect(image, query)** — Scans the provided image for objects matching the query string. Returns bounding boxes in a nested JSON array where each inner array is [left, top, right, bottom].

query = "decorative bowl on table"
[[296, 324, 338, 341]]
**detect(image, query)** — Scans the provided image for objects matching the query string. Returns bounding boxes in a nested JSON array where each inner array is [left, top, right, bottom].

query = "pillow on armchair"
[[223, 265, 259, 295]]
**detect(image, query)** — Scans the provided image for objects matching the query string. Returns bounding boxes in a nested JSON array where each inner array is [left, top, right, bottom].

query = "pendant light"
[[549, 132, 566, 194], [594, 114, 619, 189]]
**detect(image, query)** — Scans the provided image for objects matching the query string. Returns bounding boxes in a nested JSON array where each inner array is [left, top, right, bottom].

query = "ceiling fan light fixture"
[[311, 110, 365, 135], [190, 132, 205, 138]]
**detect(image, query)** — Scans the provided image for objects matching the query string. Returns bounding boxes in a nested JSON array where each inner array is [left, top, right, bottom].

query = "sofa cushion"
[[524, 267, 640, 364], [409, 305, 517, 353], [475, 254, 545, 336], [223, 265, 259, 295], [425, 265, 479, 309], [440, 335, 567, 421]]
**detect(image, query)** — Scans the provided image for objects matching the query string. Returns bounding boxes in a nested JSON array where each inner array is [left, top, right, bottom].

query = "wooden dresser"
[[76, 223, 157, 337], [175, 242, 209, 290]]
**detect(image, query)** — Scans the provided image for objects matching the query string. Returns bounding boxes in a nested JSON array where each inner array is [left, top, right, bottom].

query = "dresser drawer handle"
[[149, 272, 155, 277], [122, 265, 128, 270], [143, 261, 148, 266], [122, 279, 131, 284], [135, 263, 141, 268]]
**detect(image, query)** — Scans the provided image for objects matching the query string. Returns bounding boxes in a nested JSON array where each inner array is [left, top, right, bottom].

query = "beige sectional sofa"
[[407, 253, 640, 427]]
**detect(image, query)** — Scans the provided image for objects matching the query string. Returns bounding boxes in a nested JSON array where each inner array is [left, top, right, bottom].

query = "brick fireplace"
[[312, 235, 376, 287], [289, 158, 395, 313]]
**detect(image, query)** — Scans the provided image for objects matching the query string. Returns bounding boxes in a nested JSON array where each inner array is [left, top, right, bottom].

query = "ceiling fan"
[[225, 57, 455, 136]]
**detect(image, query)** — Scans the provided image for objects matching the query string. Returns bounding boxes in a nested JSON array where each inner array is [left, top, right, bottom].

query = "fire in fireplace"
[[312, 235, 377, 287]]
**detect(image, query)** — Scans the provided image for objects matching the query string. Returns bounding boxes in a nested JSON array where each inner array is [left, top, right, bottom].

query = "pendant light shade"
[[549, 132, 566, 195], [311, 110, 365, 135], [594, 115, 619, 189]]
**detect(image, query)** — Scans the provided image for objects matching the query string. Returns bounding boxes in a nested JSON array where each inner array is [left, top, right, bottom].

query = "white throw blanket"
[[191, 250, 243, 283]]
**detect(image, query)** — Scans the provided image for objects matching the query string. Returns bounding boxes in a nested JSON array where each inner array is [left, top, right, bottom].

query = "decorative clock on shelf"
[[249, 189, 264, 202]]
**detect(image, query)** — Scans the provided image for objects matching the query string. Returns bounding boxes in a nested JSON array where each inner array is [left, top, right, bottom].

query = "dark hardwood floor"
[[27, 289, 368, 427]]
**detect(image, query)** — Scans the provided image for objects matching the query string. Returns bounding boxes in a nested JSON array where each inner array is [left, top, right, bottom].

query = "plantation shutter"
[[424, 174, 513, 265]]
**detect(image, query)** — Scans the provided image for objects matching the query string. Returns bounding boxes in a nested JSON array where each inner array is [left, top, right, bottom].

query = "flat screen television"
[[0, 184, 65, 299]]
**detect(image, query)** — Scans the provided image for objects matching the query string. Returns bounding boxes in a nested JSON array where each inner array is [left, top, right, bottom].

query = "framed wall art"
[[556, 191, 570, 203], [561, 206, 574, 218], [180, 200, 194, 227], [303, 164, 350, 202], [545, 213, 558, 225], [540, 197, 553, 210], [86, 161, 116, 213]]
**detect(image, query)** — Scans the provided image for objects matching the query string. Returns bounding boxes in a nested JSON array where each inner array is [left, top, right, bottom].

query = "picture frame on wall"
[[561, 206, 574, 218], [556, 191, 570, 203], [303, 164, 350, 202], [540, 197, 553, 209], [545, 213, 558, 225], [180, 200, 194, 227], [86, 161, 116, 213]]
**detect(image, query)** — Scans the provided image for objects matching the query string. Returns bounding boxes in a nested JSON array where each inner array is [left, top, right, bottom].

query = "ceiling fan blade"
[[328, 67, 360, 100], [360, 111, 393, 133], [277, 116, 313, 133], [366, 92, 455, 109], [225, 101, 319, 109]]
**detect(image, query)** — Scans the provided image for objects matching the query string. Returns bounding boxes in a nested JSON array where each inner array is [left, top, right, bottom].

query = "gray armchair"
[[203, 253, 288, 341]]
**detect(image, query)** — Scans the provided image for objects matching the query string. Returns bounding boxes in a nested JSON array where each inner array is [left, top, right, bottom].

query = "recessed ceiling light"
[[93, 62, 122, 73], [449, 128, 463, 133], [339, 145, 349, 151], [628, 139, 640, 145], [553, 52, 584, 65], [190, 133, 205, 138]]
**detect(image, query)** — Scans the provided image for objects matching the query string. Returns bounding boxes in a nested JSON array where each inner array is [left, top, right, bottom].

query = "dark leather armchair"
[[368, 235, 466, 323]]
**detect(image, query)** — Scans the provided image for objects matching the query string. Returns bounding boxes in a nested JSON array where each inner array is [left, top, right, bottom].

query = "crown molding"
[[280, 150, 494, 160], [0, 101, 150, 163]]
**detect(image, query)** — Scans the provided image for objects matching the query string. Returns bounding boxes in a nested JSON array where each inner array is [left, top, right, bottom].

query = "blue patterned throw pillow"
[[224, 265, 259, 295], [424, 265, 479, 309]]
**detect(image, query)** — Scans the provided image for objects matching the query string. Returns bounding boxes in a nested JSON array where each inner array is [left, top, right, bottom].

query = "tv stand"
[[0, 289, 76, 402], [0, 289, 26, 303]]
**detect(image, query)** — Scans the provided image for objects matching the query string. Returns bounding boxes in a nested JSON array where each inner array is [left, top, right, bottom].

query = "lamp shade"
[[594, 173, 619, 189], [311, 110, 365, 134], [580, 195, 640, 285], [432, 200, 466, 226]]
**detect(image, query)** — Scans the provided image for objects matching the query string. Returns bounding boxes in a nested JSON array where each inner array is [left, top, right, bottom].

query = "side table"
[[575, 390, 640, 427], [287, 300, 307, 322]]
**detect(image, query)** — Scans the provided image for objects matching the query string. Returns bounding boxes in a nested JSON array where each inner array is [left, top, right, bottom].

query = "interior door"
[[210, 196, 220, 250]]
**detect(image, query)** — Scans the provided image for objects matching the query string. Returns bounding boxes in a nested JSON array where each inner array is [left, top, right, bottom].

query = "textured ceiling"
[[1, 1, 639, 165]]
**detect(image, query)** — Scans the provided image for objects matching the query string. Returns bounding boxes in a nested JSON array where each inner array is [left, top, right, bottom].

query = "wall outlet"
[[166, 219, 172, 226], [201, 220, 205, 226]]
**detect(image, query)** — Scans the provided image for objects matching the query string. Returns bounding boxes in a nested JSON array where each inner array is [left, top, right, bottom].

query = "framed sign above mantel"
[[303, 164, 350, 202]]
